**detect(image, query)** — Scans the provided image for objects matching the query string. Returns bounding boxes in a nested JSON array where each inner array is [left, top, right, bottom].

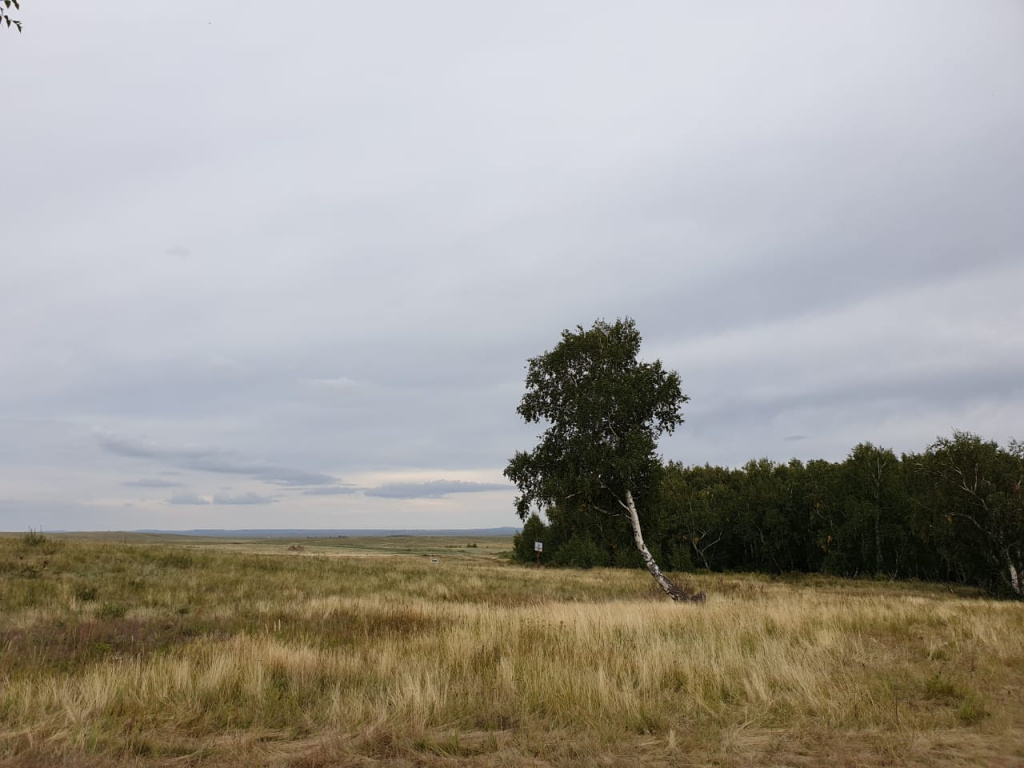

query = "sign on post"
[[534, 540, 543, 565]]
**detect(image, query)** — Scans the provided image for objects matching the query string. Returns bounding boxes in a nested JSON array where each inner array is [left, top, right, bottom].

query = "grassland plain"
[[1, 532, 1022, 768]]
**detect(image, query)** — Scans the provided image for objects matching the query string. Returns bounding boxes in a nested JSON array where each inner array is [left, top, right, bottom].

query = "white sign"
[[534, 541, 543, 552]]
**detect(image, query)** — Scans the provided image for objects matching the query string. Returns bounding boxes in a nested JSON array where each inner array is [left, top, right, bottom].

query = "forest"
[[514, 431, 1024, 598]]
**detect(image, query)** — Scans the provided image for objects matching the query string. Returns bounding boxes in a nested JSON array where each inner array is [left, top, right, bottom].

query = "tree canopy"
[[517, 430, 1023, 599], [505, 317, 704, 602], [506, 318, 684, 517]]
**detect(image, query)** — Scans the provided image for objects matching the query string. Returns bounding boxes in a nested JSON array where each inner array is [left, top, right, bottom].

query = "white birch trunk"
[[1008, 559, 1021, 597], [625, 489, 705, 603]]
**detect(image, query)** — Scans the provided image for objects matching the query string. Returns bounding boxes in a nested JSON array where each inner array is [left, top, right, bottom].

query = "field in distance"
[[1, 531, 1022, 767], [52, 530, 516, 560]]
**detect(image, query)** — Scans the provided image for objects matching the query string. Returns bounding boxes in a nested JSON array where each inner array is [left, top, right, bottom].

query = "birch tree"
[[504, 318, 705, 602], [918, 431, 1024, 598]]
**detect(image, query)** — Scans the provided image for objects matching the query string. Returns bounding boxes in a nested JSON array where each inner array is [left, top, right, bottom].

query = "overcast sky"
[[2, 1, 1022, 532]]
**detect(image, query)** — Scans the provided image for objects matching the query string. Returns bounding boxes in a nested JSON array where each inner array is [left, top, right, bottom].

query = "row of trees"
[[506, 317, 1021, 600], [514, 433, 1024, 597]]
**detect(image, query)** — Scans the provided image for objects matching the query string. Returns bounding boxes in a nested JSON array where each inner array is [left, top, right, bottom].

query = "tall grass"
[[0, 534, 1022, 766]]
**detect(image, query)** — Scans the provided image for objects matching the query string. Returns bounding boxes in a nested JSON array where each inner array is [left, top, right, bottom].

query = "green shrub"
[[513, 514, 548, 563], [75, 585, 99, 602], [22, 529, 47, 547], [958, 695, 988, 725], [554, 534, 600, 569]]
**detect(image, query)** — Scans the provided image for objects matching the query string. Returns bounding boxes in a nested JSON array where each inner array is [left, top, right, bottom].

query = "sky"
[[2, 1, 1022, 532]]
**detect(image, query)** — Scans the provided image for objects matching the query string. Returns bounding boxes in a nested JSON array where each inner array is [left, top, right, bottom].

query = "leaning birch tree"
[[504, 317, 705, 602]]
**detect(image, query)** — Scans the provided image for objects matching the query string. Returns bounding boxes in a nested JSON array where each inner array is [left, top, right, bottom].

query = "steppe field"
[[1, 532, 1022, 768]]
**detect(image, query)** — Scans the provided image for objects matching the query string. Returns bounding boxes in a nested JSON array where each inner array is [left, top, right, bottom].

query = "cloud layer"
[[1, 1, 1022, 530], [96, 432, 340, 488], [363, 481, 511, 500]]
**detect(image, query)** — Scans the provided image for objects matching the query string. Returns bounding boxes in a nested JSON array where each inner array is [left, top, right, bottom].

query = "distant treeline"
[[513, 431, 1024, 598]]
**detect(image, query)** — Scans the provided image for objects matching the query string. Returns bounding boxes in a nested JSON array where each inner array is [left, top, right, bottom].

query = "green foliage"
[[2, 0, 22, 33], [74, 584, 99, 602], [22, 528, 47, 546], [665, 540, 695, 572], [504, 317, 688, 522], [958, 694, 989, 725], [923, 673, 963, 701], [660, 463, 735, 571], [525, 428, 1022, 598], [553, 533, 600, 569], [502, 322, 1021, 597], [512, 513, 549, 563], [501, 322, 1019, 598], [910, 431, 1024, 597], [505, 317, 696, 601]]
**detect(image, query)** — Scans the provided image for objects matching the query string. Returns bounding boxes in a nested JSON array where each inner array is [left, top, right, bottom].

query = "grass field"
[[1, 532, 1022, 767]]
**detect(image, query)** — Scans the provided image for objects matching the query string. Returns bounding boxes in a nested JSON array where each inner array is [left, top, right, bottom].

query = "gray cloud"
[[167, 493, 209, 506], [363, 480, 511, 500], [123, 478, 185, 488], [303, 377, 360, 395], [96, 432, 339, 487], [301, 486, 359, 496], [98, 434, 207, 462], [211, 492, 278, 505], [699, 359, 1024, 430]]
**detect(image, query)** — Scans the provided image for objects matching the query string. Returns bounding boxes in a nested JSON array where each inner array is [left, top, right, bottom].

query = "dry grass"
[[1, 532, 1022, 767]]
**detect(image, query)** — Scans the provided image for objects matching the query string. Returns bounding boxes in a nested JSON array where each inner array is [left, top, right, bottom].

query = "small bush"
[[923, 674, 963, 701], [514, 514, 548, 563], [75, 585, 99, 602], [22, 529, 48, 547], [554, 534, 601, 569], [958, 695, 988, 725]]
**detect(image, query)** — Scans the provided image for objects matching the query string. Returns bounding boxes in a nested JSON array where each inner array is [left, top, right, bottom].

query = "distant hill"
[[133, 527, 520, 538]]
